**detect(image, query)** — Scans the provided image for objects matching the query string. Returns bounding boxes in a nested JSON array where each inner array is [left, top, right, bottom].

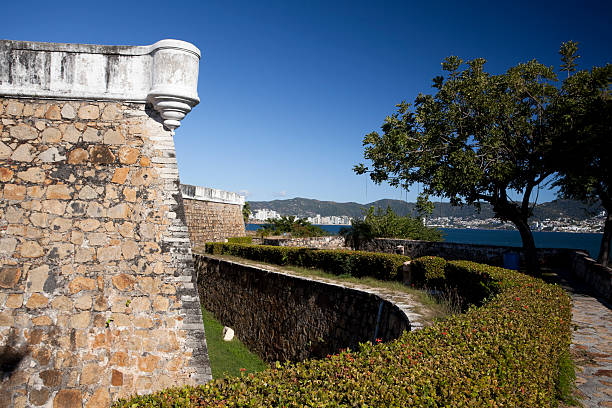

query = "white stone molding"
[[0, 39, 201, 132], [180, 184, 246, 206]]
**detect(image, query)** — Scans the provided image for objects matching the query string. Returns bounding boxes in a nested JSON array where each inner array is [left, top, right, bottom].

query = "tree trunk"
[[492, 195, 540, 275], [513, 217, 540, 275], [598, 211, 611, 267]]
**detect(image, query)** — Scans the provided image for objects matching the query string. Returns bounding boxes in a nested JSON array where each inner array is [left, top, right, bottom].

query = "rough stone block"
[[97, 246, 121, 262], [25, 293, 49, 308], [17, 167, 46, 183], [61, 104, 76, 119], [111, 168, 130, 184], [27, 265, 49, 292], [0, 167, 13, 182], [0, 237, 18, 255], [67, 148, 88, 164], [45, 105, 61, 120], [46, 184, 73, 200], [70, 311, 91, 329], [112, 274, 136, 291], [10, 123, 38, 140], [4, 184, 26, 200], [68, 277, 96, 294], [103, 129, 125, 144], [78, 105, 100, 120], [41, 127, 62, 143], [53, 389, 82, 408], [20, 241, 44, 258], [10, 144, 34, 162], [89, 145, 115, 164], [85, 388, 110, 408]]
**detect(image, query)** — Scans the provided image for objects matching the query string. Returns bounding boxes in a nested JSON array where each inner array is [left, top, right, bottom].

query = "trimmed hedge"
[[227, 236, 253, 245], [411, 256, 447, 286], [204, 242, 408, 281], [115, 259, 572, 407]]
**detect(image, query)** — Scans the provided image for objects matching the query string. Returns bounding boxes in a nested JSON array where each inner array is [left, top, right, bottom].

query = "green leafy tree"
[[355, 55, 560, 273], [257, 216, 329, 237], [365, 206, 443, 241], [340, 206, 442, 249], [242, 201, 252, 224], [415, 193, 435, 219], [339, 219, 374, 250], [549, 43, 612, 266]]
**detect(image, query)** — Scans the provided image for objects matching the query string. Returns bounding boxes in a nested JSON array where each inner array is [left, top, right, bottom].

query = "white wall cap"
[[0, 38, 201, 133], [180, 184, 246, 206]]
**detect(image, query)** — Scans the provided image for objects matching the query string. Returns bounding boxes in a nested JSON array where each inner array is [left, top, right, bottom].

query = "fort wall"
[[194, 254, 410, 363], [180, 184, 245, 248], [0, 39, 211, 407]]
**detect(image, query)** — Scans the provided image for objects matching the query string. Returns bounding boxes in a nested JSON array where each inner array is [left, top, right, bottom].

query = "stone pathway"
[[554, 269, 612, 407]]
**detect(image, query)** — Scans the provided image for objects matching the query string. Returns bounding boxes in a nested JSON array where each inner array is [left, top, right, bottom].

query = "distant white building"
[[306, 214, 351, 225], [253, 208, 281, 221]]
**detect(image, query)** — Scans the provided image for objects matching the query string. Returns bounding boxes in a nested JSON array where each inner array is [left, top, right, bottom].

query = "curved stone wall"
[[194, 254, 410, 363]]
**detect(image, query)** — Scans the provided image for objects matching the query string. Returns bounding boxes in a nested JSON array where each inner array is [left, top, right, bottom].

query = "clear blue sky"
[[3, 0, 611, 204]]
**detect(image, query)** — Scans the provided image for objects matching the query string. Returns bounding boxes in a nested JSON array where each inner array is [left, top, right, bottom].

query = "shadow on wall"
[[0, 330, 27, 381]]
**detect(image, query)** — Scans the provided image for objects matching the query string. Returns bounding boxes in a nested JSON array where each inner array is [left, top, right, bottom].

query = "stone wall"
[[363, 238, 572, 267], [365, 237, 612, 301], [181, 184, 245, 247], [194, 254, 410, 363], [569, 251, 612, 302], [0, 39, 211, 407], [262, 236, 345, 249]]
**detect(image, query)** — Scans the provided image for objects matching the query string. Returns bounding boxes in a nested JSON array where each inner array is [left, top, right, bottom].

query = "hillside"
[[249, 198, 603, 222]]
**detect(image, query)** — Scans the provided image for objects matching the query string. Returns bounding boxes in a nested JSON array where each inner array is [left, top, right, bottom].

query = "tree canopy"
[[340, 206, 442, 250], [355, 54, 563, 272], [549, 43, 612, 265]]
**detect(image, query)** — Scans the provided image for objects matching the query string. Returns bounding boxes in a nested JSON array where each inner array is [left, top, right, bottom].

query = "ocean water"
[[246, 224, 603, 258]]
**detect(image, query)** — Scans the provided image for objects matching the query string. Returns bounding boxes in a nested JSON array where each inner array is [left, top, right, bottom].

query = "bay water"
[[246, 224, 603, 258]]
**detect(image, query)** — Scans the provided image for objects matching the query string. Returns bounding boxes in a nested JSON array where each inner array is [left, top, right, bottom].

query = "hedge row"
[[115, 259, 572, 407], [227, 236, 253, 245], [411, 256, 447, 286], [204, 242, 409, 281]]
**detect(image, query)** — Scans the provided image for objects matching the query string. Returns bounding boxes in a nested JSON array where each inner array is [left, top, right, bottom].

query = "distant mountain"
[[248, 197, 603, 222]]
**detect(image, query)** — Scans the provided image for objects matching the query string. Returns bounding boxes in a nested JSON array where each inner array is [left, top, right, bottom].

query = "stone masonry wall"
[[262, 236, 345, 249], [182, 199, 245, 248], [363, 238, 573, 267], [0, 98, 211, 407], [194, 254, 410, 363]]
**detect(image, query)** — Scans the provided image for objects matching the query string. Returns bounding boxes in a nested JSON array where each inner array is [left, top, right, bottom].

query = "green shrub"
[[257, 216, 329, 237], [365, 205, 443, 241], [115, 260, 572, 407], [227, 236, 253, 244], [445, 260, 503, 306], [204, 242, 408, 281], [411, 256, 447, 285]]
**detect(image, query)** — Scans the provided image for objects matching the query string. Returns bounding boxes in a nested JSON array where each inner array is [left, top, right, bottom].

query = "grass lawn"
[[201, 307, 268, 379]]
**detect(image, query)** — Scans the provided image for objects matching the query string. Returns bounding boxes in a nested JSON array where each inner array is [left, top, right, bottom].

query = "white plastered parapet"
[[0, 39, 201, 132]]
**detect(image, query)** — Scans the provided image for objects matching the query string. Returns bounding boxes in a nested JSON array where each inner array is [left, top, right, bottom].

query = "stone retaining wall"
[[363, 238, 572, 267], [569, 251, 612, 302], [364, 238, 612, 301], [194, 254, 410, 363], [262, 236, 345, 249], [0, 39, 211, 407], [181, 184, 245, 247]]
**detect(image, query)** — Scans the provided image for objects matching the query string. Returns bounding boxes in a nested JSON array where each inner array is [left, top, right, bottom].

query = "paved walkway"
[[554, 269, 612, 407]]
